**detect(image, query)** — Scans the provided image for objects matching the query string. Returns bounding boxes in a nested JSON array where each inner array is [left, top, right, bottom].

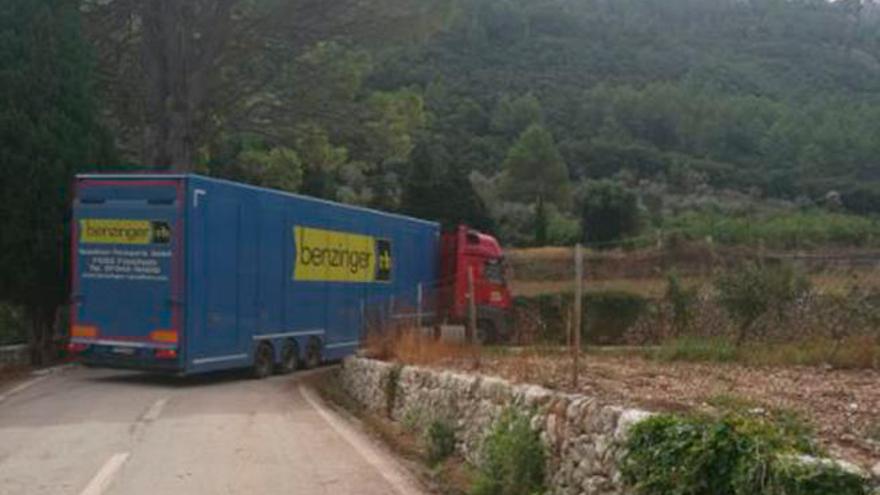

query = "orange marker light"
[[71, 325, 98, 338], [150, 330, 178, 343]]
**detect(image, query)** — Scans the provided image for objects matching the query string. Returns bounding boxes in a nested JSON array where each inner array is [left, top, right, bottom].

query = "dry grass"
[[363, 327, 480, 366], [743, 337, 880, 370], [425, 348, 880, 468]]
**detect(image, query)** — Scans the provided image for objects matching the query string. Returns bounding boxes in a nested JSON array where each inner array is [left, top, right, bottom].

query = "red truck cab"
[[438, 225, 512, 343]]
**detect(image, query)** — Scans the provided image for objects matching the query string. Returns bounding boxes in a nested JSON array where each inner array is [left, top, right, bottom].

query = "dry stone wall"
[[341, 357, 650, 494], [340, 357, 880, 495]]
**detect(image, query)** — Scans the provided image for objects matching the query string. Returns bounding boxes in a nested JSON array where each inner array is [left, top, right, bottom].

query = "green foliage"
[[514, 290, 650, 345], [768, 457, 869, 495], [425, 418, 457, 466], [654, 337, 739, 364], [533, 196, 548, 246], [584, 291, 650, 345], [665, 272, 697, 334], [502, 124, 571, 209], [621, 413, 868, 495], [471, 409, 546, 495], [664, 211, 880, 249], [579, 180, 643, 248], [236, 147, 303, 192], [490, 93, 544, 139], [545, 204, 581, 246], [0, 0, 114, 360], [715, 262, 811, 344], [365, 89, 427, 163], [400, 139, 494, 231]]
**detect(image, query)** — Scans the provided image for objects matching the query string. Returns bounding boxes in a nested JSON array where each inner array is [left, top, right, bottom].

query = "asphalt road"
[[0, 365, 425, 495]]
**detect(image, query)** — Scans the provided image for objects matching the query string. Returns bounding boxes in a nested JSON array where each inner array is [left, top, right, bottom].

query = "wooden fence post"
[[572, 243, 584, 388]]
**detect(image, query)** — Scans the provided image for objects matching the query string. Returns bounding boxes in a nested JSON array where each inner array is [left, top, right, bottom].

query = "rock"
[[871, 461, 880, 479], [614, 409, 654, 441]]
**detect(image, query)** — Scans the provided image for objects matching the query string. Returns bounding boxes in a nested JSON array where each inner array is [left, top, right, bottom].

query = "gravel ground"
[[426, 351, 880, 469]]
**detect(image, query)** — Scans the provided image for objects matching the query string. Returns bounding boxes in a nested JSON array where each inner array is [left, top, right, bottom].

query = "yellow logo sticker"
[[80, 219, 171, 245], [293, 226, 392, 283]]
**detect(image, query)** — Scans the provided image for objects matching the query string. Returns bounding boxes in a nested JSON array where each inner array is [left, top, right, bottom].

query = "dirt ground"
[[424, 350, 880, 469]]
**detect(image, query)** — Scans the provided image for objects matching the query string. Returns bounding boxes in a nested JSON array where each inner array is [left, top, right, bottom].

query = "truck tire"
[[252, 342, 274, 379], [305, 337, 322, 369], [277, 340, 300, 374]]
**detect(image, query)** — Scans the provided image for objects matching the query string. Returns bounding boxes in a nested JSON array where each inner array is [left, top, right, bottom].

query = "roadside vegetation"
[[623, 413, 869, 495], [471, 409, 546, 495], [0, 304, 27, 347]]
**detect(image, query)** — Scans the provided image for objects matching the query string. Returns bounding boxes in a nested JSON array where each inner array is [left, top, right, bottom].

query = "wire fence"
[[505, 241, 880, 348]]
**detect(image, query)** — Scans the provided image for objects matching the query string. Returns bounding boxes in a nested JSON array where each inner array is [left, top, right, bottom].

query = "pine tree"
[[502, 125, 572, 209]]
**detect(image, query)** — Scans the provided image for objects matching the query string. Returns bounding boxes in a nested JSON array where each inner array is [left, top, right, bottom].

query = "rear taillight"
[[154, 349, 178, 360], [67, 342, 89, 354]]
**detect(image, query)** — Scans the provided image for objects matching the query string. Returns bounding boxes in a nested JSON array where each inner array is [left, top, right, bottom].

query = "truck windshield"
[[483, 258, 505, 285]]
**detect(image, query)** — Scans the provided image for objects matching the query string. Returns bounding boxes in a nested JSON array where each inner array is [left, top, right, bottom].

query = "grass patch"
[[652, 336, 880, 369], [425, 418, 457, 466], [654, 337, 739, 363], [471, 408, 546, 495], [621, 413, 869, 495]]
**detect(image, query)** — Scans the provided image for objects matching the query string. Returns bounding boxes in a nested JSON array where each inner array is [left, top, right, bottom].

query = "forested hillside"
[[373, 0, 880, 245]]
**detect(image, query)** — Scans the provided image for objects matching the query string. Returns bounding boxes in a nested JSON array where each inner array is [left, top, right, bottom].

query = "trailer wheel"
[[305, 337, 322, 369], [277, 340, 300, 374], [251, 342, 274, 379]]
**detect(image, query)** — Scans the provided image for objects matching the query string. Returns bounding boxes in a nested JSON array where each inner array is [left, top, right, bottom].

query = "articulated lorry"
[[69, 174, 511, 377]]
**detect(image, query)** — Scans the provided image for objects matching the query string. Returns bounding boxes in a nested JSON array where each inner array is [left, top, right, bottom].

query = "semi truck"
[[68, 174, 511, 377]]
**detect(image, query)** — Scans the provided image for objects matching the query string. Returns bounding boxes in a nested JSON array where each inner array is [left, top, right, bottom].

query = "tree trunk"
[[28, 305, 57, 367], [140, 1, 196, 171]]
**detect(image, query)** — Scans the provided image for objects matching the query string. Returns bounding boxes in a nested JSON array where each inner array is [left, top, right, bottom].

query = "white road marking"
[[79, 452, 130, 495], [0, 374, 49, 403], [299, 384, 424, 495], [142, 397, 169, 422]]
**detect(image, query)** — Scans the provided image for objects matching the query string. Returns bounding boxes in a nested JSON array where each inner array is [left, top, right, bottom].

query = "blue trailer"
[[69, 174, 439, 376]]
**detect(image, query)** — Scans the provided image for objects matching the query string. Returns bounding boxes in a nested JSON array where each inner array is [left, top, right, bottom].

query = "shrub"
[[715, 261, 810, 344], [663, 210, 880, 249], [621, 414, 868, 495], [471, 409, 546, 495], [514, 290, 651, 345], [665, 272, 697, 334], [579, 179, 643, 249], [425, 419, 457, 466], [769, 456, 869, 495], [584, 291, 651, 344]]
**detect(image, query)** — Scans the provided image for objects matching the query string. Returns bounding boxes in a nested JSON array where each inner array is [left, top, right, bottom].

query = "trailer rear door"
[[71, 178, 184, 370]]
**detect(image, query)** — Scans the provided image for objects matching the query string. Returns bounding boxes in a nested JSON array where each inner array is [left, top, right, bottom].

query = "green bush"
[[715, 262, 810, 344], [665, 272, 697, 334], [769, 456, 869, 495], [584, 291, 651, 344], [471, 409, 546, 495], [621, 414, 868, 495], [514, 290, 651, 345], [663, 210, 880, 249], [425, 419, 457, 466]]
